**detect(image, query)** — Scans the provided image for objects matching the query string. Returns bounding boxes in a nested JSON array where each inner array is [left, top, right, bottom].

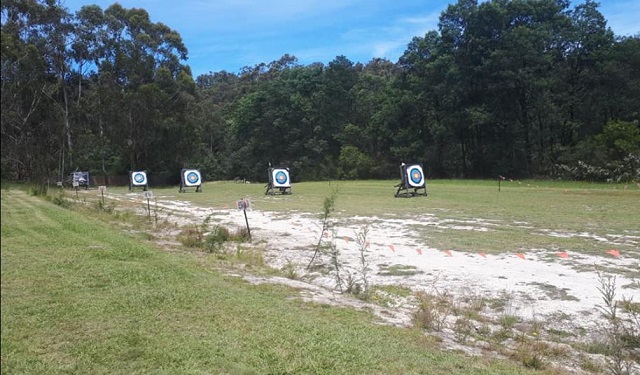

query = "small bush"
[[280, 260, 299, 280], [29, 184, 48, 196], [499, 314, 519, 328], [412, 291, 451, 331], [204, 225, 230, 252], [177, 225, 204, 248], [204, 225, 250, 253], [50, 191, 71, 208], [234, 227, 251, 242]]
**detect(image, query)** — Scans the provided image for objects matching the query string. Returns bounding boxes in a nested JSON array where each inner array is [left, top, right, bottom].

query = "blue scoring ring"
[[409, 167, 423, 184], [134, 173, 145, 183], [275, 171, 288, 184], [187, 171, 200, 184]]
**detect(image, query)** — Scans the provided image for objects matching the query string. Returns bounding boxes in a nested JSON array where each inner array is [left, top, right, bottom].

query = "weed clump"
[[177, 220, 250, 253], [412, 291, 451, 331]]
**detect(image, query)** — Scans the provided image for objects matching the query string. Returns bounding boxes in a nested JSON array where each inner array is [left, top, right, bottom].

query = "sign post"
[[498, 175, 506, 192], [236, 198, 252, 242], [98, 185, 107, 207], [143, 191, 154, 218]]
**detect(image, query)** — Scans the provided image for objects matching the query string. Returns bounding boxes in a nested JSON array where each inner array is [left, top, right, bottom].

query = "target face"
[[183, 169, 201, 187], [407, 165, 425, 187], [131, 171, 147, 186], [272, 169, 290, 187]]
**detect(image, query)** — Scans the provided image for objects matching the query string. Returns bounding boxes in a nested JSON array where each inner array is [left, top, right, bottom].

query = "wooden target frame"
[[265, 166, 292, 195], [129, 170, 149, 191], [394, 163, 427, 197], [179, 169, 202, 193]]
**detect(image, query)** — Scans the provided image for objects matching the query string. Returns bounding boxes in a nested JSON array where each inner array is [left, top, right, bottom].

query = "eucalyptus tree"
[[1, 0, 67, 181], [228, 58, 327, 181], [85, 3, 193, 173], [338, 58, 399, 179]]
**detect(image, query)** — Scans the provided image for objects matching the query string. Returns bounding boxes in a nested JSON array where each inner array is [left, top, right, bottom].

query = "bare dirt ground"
[[102, 191, 640, 374]]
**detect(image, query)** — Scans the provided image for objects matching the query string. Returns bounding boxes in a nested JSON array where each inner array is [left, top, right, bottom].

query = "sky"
[[61, 0, 640, 78]]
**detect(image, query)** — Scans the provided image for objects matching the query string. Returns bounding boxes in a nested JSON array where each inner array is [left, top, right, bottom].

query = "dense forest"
[[2, 0, 639, 184]]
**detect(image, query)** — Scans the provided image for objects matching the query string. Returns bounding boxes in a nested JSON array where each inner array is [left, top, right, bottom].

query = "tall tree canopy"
[[2, 0, 638, 184]]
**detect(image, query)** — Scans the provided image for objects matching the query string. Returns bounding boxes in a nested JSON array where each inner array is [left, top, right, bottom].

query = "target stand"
[[265, 166, 291, 195], [179, 169, 203, 193], [70, 171, 90, 190], [129, 170, 149, 191], [394, 163, 428, 198]]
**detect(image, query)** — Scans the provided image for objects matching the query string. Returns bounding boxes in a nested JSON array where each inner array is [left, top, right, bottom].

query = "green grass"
[[1, 188, 551, 375], [107, 179, 640, 256]]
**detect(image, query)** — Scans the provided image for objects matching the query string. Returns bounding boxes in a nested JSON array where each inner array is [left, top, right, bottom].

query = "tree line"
[[2, 0, 639, 184]]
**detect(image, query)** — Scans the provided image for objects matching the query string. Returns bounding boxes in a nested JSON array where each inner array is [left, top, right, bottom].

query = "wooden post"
[[243, 207, 251, 242]]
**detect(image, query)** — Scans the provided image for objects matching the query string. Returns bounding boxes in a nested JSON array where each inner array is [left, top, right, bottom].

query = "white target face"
[[406, 165, 425, 187], [272, 168, 290, 188], [183, 169, 201, 186], [131, 171, 147, 186]]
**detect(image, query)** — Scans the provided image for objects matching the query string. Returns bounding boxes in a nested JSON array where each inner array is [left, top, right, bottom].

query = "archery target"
[[183, 169, 201, 187], [407, 165, 425, 187], [131, 171, 147, 186], [272, 168, 290, 187]]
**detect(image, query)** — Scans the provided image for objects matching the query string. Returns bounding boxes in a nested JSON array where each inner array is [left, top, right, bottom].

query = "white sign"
[[236, 198, 251, 210], [72, 181, 79, 188], [98, 185, 107, 192], [143, 191, 154, 199]]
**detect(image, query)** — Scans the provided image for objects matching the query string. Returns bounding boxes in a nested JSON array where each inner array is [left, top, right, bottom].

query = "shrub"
[[177, 225, 204, 248]]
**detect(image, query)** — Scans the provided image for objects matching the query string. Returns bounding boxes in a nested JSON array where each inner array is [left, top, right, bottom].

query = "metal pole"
[[147, 198, 151, 218], [243, 207, 252, 242]]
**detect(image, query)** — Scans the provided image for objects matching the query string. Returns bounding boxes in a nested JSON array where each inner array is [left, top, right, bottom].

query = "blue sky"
[[62, 0, 640, 77]]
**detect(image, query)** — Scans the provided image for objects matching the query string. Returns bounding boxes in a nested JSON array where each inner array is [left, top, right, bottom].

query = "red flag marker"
[[444, 250, 452, 257], [556, 252, 569, 259], [343, 237, 350, 243], [323, 231, 329, 238], [365, 241, 370, 249], [478, 252, 487, 258], [605, 249, 620, 257], [389, 245, 395, 252], [416, 248, 423, 255], [516, 253, 526, 260]]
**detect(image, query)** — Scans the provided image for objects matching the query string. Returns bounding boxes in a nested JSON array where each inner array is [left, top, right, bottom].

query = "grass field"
[[2, 186, 558, 375]]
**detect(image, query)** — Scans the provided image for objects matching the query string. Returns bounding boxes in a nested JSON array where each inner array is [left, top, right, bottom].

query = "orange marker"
[[416, 248, 423, 255], [343, 237, 350, 243], [389, 245, 395, 252], [478, 252, 487, 258], [605, 249, 620, 257], [556, 252, 569, 259], [444, 250, 452, 257], [516, 253, 526, 260]]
